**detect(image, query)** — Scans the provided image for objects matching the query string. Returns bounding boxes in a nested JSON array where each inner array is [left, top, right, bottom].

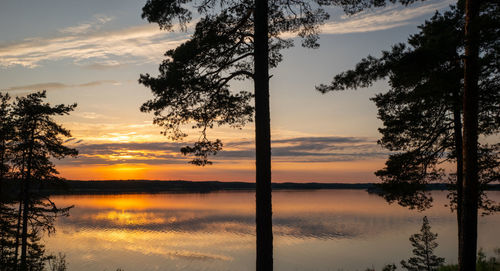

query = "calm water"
[[43, 190, 500, 271]]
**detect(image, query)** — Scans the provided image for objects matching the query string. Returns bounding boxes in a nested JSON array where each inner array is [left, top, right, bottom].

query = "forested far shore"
[[1, 179, 499, 195]]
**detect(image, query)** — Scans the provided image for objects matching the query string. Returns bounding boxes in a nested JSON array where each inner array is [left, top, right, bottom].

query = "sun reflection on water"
[[93, 211, 168, 225]]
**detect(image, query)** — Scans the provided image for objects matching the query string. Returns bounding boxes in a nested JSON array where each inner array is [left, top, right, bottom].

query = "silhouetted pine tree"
[[318, 3, 500, 270], [10, 91, 77, 270], [401, 216, 445, 271], [140, 0, 425, 269], [460, 0, 484, 267]]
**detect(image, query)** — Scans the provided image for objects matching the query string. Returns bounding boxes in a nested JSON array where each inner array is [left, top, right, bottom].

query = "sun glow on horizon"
[[59, 164, 152, 180]]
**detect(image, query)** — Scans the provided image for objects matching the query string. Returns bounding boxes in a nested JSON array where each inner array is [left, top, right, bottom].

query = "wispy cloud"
[[59, 136, 387, 166], [3, 80, 118, 91], [0, 23, 187, 68], [82, 61, 127, 70], [225, 136, 387, 162], [59, 14, 113, 35], [320, 0, 453, 35], [76, 112, 112, 120], [0, 1, 450, 68]]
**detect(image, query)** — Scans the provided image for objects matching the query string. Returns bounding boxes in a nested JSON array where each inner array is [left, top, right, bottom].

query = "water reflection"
[[55, 192, 432, 239], [40, 190, 500, 271], [2, 190, 499, 270]]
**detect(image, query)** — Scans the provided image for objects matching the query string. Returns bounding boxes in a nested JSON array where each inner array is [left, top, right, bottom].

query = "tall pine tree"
[[140, 0, 430, 269], [10, 91, 77, 270], [317, 2, 499, 269]]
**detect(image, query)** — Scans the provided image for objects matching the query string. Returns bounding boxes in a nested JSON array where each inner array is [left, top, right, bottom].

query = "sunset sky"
[[0, 0, 456, 182]]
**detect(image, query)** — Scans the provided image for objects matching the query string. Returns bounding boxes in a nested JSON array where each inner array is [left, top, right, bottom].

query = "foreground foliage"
[[438, 249, 500, 271]]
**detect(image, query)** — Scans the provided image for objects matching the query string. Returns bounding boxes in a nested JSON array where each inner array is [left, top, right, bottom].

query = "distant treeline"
[[2, 179, 499, 195]]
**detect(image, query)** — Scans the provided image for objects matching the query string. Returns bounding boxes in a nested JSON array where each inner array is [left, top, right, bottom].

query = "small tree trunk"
[[20, 173, 30, 271], [460, 0, 480, 270], [0, 140, 5, 195], [254, 0, 273, 270], [20, 180, 29, 271], [452, 88, 464, 265], [14, 157, 26, 269], [14, 199, 22, 268]]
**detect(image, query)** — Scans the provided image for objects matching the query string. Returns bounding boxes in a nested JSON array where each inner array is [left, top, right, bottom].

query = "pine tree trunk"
[[0, 140, 5, 195], [14, 156, 25, 269], [452, 88, 464, 265], [21, 124, 36, 271], [254, 0, 273, 270], [459, 0, 480, 270], [20, 177, 29, 271]]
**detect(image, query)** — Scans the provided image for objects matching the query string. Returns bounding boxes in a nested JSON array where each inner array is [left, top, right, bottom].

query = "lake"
[[43, 190, 500, 271]]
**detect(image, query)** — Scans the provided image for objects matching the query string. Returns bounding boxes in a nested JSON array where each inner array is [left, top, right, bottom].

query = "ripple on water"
[[43, 190, 500, 271]]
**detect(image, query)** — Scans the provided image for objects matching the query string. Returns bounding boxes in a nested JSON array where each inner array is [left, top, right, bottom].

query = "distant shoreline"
[[40, 180, 499, 195], [3, 180, 499, 195], [53, 180, 380, 194]]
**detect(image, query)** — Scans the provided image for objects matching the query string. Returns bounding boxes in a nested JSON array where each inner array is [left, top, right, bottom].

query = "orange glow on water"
[[53, 193, 254, 212], [91, 196, 154, 210], [93, 211, 168, 225]]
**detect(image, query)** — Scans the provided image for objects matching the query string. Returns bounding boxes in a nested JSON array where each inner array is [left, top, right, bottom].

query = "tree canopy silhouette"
[[10, 91, 78, 181], [318, 2, 499, 208], [0, 93, 14, 192], [139, 0, 429, 165]]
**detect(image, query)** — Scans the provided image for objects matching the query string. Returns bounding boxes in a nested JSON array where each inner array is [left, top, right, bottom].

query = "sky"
[[0, 0, 457, 182]]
